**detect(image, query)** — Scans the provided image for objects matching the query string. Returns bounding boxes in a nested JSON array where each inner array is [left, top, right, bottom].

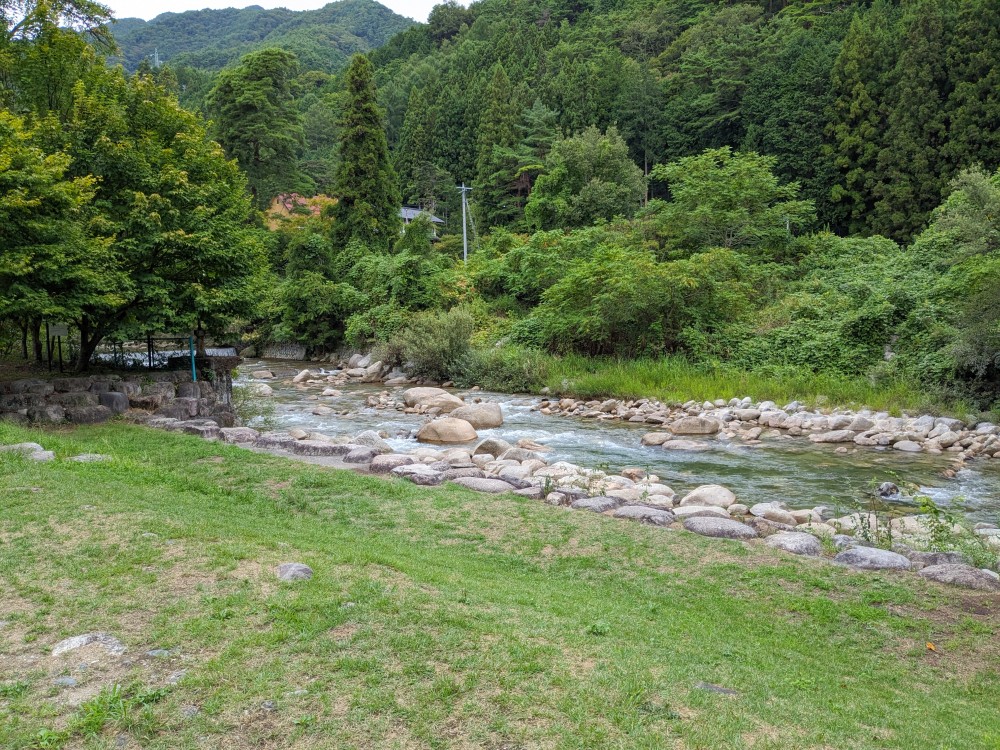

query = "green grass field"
[[1, 422, 998, 749], [544, 356, 973, 417]]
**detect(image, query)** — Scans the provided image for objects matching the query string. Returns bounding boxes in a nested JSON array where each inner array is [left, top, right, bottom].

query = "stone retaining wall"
[[0, 362, 238, 427]]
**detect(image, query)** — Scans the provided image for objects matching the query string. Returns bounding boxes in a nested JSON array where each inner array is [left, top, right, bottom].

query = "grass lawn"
[[1, 422, 998, 749]]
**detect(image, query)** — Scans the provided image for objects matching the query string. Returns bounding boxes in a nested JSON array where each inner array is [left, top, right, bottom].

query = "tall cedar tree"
[[207, 48, 307, 208], [943, 0, 1000, 188], [475, 64, 521, 229], [394, 85, 434, 206], [331, 54, 400, 252], [870, 0, 957, 241], [826, 1, 900, 235]]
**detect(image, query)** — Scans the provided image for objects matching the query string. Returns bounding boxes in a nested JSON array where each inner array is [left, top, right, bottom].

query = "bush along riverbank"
[[25, 376, 995, 592]]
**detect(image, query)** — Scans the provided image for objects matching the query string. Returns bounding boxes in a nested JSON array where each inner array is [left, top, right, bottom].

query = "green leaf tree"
[[525, 126, 645, 230], [648, 147, 814, 259]]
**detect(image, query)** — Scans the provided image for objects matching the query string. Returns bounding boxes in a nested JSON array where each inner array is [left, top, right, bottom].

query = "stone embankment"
[[51, 377, 993, 594]]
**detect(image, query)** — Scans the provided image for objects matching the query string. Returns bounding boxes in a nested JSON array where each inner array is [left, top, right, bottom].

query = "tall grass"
[[543, 355, 972, 416]]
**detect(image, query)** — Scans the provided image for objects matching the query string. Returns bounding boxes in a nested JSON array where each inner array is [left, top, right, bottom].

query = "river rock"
[[765, 532, 823, 556], [679, 485, 735, 508], [352, 430, 393, 454], [363, 455, 411, 475], [571, 496, 622, 513], [749, 503, 799, 526], [251, 370, 273, 379], [670, 416, 721, 435], [450, 477, 516, 494], [52, 633, 126, 657], [613, 506, 675, 526], [834, 547, 911, 570], [441, 467, 487, 481], [797, 522, 835, 538], [917, 564, 1000, 591], [276, 562, 313, 582], [312, 405, 334, 416], [683, 517, 759, 540], [893, 440, 923, 452], [809, 430, 857, 443], [662, 440, 711, 451], [292, 369, 311, 383], [474, 437, 513, 457], [402, 387, 464, 413], [641, 432, 672, 446], [672, 505, 730, 520], [449, 402, 503, 429], [417, 418, 478, 444]]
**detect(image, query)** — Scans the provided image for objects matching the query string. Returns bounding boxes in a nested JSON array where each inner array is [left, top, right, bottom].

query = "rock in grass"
[[370, 454, 416, 474], [764, 532, 823, 556], [571, 496, 622, 513], [449, 476, 517, 494], [276, 563, 313, 582], [0, 442, 45, 455], [834, 547, 911, 570], [672, 505, 730, 520], [68, 453, 110, 463], [343, 446, 377, 464], [612, 506, 675, 526], [917, 564, 1000, 591], [390, 463, 443, 485], [219, 427, 259, 444], [683, 517, 759, 540], [52, 633, 126, 657]]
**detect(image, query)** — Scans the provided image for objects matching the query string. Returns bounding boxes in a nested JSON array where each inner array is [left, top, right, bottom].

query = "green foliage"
[[393, 306, 474, 382], [276, 270, 365, 349], [207, 48, 309, 206], [454, 345, 551, 393], [649, 147, 814, 259], [525, 126, 645, 230]]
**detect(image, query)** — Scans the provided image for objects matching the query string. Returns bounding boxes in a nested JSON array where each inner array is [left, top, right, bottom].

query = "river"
[[238, 360, 1000, 524]]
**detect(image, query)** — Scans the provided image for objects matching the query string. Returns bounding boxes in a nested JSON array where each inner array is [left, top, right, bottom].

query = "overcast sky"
[[106, 0, 454, 23]]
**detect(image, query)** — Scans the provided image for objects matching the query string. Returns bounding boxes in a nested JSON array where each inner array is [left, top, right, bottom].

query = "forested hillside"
[[109, 0, 413, 73], [4, 0, 1000, 409]]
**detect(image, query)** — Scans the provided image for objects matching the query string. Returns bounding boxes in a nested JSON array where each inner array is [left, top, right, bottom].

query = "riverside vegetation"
[[2, 421, 1000, 749]]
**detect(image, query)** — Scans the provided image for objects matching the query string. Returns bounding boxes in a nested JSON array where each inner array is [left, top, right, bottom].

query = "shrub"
[[454, 345, 551, 392], [394, 307, 474, 382]]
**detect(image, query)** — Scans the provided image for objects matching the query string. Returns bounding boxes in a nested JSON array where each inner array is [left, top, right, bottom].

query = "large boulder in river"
[[402, 387, 464, 413], [669, 416, 721, 435], [416, 417, 478, 444], [449, 402, 503, 429]]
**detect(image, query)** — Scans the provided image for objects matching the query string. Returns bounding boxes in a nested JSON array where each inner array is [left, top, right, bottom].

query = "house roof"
[[400, 207, 445, 223]]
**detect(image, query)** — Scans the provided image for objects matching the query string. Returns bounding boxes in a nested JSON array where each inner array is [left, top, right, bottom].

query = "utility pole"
[[458, 183, 472, 264]]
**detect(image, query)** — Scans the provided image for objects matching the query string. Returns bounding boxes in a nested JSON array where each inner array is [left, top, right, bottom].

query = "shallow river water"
[[239, 360, 1000, 524]]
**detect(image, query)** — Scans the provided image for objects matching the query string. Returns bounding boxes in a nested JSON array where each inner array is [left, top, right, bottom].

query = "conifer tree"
[[474, 64, 521, 228], [870, 0, 957, 241], [826, 1, 900, 235], [330, 54, 401, 252], [943, 0, 1000, 179], [207, 48, 307, 207], [394, 86, 435, 205]]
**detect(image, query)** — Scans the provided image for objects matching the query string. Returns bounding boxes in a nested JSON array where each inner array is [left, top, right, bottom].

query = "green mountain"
[[109, 0, 415, 73]]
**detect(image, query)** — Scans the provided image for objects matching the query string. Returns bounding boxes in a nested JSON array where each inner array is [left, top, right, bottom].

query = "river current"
[[238, 360, 1000, 524]]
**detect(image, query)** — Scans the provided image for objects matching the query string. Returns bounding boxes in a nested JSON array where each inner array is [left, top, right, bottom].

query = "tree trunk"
[[31, 319, 42, 363], [19, 320, 28, 360], [75, 316, 101, 373]]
